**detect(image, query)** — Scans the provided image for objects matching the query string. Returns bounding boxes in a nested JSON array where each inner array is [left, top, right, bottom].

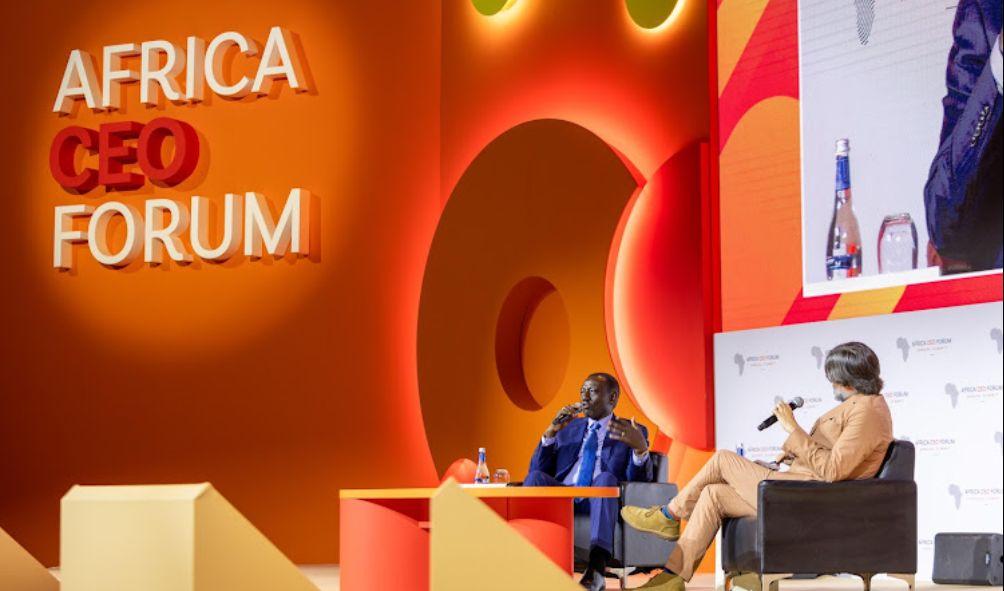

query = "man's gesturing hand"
[[609, 417, 648, 453], [544, 404, 583, 439]]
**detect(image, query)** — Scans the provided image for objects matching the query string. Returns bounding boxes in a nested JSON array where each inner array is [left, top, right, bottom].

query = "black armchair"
[[573, 452, 678, 590], [721, 440, 917, 591]]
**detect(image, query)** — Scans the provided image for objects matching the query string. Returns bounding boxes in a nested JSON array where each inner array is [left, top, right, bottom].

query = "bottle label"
[[827, 254, 855, 270], [827, 248, 862, 279], [835, 156, 850, 191]]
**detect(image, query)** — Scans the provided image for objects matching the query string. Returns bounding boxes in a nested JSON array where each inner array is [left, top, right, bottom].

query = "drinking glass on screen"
[[492, 469, 510, 484], [878, 213, 918, 273]]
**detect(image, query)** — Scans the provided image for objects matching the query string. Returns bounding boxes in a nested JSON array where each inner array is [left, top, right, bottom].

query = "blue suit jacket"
[[924, 0, 1003, 269], [528, 416, 654, 484]]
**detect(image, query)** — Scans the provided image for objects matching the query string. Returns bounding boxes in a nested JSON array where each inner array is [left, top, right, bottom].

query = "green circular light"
[[626, 0, 680, 29], [471, 0, 517, 17]]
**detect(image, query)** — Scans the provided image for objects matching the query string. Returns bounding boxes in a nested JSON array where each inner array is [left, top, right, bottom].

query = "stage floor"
[[297, 569, 996, 591], [50, 568, 998, 590]]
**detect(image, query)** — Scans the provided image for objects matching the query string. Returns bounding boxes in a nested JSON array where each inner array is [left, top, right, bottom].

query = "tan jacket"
[[782, 394, 893, 482]]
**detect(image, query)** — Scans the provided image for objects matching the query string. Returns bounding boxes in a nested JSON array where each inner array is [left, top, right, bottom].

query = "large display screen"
[[799, 0, 1002, 296], [718, 0, 1001, 333]]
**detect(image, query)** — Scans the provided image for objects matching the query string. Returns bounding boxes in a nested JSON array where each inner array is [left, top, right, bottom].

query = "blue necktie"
[[575, 422, 601, 488]]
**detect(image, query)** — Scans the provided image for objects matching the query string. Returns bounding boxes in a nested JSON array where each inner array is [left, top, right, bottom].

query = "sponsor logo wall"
[[714, 302, 1004, 580]]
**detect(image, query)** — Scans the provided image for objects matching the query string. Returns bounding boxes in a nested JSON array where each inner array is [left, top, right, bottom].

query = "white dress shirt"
[[992, 34, 1003, 95], [541, 414, 650, 486]]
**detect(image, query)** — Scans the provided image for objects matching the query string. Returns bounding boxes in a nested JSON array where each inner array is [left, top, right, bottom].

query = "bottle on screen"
[[474, 447, 491, 484], [825, 139, 863, 280], [736, 442, 745, 457]]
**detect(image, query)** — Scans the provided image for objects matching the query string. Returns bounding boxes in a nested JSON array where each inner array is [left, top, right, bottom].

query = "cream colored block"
[[1, 527, 59, 591], [60, 483, 318, 591], [430, 479, 581, 591]]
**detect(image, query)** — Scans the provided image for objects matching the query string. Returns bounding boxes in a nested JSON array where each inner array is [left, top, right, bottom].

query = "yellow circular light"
[[626, 0, 680, 30], [471, 0, 517, 16]]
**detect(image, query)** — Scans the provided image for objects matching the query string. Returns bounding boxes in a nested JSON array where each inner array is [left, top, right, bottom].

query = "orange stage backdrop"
[[0, 0, 715, 569]]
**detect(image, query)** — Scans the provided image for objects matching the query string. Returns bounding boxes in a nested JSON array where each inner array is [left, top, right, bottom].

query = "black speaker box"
[[933, 533, 1003, 586]]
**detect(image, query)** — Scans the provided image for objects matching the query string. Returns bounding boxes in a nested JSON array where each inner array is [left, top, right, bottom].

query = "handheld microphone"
[[757, 397, 804, 431], [552, 402, 585, 425]]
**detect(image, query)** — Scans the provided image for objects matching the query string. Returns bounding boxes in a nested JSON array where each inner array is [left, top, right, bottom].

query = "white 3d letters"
[[140, 41, 185, 106], [88, 202, 144, 267], [144, 199, 192, 264], [244, 189, 311, 258], [52, 190, 312, 270], [53, 27, 310, 112], [252, 27, 309, 95], [185, 36, 206, 102], [205, 32, 259, 98], [52, 50, 102, 114], [101, 43, 140, 110], [53, 205, 94, 269], [191, 194, 243, 261]]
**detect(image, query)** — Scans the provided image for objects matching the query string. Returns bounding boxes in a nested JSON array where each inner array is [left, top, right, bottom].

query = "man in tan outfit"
[[621, 342, 894, 591]]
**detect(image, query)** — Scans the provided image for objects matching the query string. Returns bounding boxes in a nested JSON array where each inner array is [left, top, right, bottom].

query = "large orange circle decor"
[[417, 119, 652, 477]]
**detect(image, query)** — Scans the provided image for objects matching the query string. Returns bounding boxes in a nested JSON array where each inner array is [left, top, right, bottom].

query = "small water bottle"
[[736, 442, 745, 457], [474, 447, 491, 484]]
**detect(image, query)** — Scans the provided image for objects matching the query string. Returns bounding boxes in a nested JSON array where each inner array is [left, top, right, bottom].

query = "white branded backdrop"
[[714, 302, 1004, 580]]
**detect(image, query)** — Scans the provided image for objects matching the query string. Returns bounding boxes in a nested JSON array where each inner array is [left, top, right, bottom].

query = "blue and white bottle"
[[474, 447, 491, 484]]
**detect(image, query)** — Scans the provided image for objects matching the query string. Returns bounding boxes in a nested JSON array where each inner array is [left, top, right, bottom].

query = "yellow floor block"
[[60, 483, 319, 591], [1, 527, 59, 591], [430, 479, 582, 591]]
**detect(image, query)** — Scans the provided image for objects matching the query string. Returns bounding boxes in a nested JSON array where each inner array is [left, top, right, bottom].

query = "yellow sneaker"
[[634, 571, 685, 590], [620, 505, 680, 540], [730, 572, 761, 591]]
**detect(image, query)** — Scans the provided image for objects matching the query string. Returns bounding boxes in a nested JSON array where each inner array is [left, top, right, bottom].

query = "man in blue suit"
[[924, 0, 1003, 272], [525, 373, 653, 591]]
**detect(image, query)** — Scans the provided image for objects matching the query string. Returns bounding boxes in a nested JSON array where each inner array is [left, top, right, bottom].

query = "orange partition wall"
[[0, 0, 442, 564]]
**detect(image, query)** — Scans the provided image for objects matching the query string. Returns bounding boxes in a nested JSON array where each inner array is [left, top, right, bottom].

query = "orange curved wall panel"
[[417, 119, 649, 479], [608, 143, 716, 450]]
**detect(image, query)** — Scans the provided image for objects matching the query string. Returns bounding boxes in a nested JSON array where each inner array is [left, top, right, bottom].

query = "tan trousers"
[[665, 450, 810, 580]]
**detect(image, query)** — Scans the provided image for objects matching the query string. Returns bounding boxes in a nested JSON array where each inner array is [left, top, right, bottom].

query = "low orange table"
[[339, 485, 619, 591]]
